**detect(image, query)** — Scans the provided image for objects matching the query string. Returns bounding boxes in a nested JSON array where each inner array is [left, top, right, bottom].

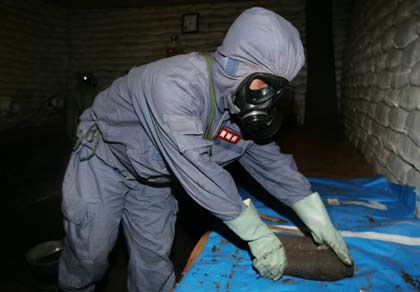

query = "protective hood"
[[213, 7, 305, 111]]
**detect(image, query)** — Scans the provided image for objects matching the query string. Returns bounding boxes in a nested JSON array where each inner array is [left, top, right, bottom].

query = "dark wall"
[[0, 0, 68, 130], [305, 0, 337, 126], [67, 0, 308, 123], [1, 0, 308, 130], [332, 0, 353, 119]]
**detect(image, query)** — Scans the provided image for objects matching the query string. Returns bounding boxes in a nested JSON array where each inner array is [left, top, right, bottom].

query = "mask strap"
[[200, 52, 217, 141]]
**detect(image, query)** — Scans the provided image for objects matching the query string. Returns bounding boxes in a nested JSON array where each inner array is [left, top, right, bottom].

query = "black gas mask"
[[232, 72, 290, 142]]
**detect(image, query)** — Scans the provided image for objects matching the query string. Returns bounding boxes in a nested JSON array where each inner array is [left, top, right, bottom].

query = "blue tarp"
[[176, 176, 420, 292]]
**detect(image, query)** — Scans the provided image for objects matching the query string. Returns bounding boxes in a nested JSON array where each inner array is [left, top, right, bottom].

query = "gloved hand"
[[291, 192, 353, 265], [224, 199, 287, 280]]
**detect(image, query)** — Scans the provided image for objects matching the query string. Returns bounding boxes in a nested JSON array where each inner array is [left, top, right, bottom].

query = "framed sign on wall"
[[182, 13, 199, 33]]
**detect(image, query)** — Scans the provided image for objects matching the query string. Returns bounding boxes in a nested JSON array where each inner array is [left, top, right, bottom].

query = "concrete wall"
[[0, 0, 68, 130], [68, 0, 308, 123], [342, 0, 420, 211]]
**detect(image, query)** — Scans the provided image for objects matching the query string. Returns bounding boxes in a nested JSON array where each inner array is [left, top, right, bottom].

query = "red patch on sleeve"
[[217, 128, 241, 144]]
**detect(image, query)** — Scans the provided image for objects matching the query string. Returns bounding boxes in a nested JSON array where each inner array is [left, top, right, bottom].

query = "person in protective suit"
[[59, 7, 352, 292]]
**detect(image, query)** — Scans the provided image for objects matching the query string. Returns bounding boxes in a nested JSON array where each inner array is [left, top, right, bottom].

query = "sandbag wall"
[[342, 0, 420, 213], [0, 0, 68, 130], [67, 0, 307, 124]]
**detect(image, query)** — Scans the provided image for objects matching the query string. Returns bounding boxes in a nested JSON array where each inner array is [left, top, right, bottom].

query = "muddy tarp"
[[176, 176, 420, 291]]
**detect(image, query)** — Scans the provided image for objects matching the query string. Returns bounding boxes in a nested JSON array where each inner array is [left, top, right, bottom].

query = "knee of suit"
[[63, 201, 121, 263]]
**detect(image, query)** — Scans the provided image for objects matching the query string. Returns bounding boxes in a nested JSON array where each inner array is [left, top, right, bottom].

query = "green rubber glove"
[[224, 199, 287, 280], [292, 192, 353, 265]]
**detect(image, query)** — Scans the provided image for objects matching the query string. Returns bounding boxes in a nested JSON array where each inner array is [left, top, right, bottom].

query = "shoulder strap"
[[200, 52, 217, 141]]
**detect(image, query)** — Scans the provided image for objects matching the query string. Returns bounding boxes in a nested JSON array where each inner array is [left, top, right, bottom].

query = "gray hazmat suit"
[[59, 7, 311, 292]]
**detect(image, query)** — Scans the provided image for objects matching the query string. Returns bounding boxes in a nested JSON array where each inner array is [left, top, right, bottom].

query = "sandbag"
[[277, 234, 354, 281]]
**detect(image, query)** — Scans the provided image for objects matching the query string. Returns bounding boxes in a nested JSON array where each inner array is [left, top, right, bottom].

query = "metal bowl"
[[25, 240, 63, 279]]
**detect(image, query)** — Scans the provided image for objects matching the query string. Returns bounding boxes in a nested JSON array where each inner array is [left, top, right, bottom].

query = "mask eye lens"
[[260, 86, 275, 96], [248, 85, 275, 104]]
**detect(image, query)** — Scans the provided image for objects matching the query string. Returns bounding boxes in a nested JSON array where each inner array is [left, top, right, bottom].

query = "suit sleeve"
[[131, 73, 245, 221], [239, 141, 312, 206]]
